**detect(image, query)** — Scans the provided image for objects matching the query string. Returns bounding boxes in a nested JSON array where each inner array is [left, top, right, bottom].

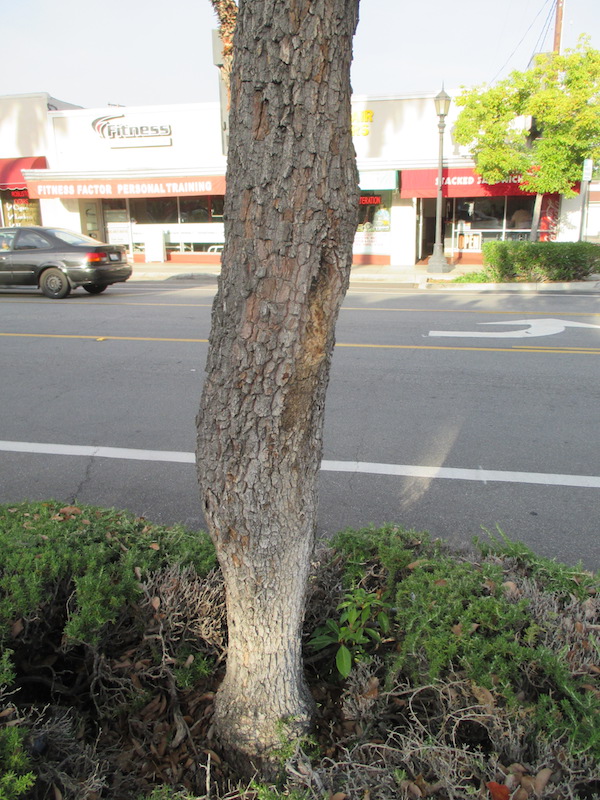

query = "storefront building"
[[581, 182, 600, 244], [349, 96, 569, 266], [22, 101, 228, 263], [1, 157, 46, 226], [399, 167, 560, 265], [0, 93, 80, 229], [2, 91, 590, 266]]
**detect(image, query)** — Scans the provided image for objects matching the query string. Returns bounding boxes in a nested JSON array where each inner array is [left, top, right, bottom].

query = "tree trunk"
[[529, 192, 543, 241], [196, 0, 360, 777]]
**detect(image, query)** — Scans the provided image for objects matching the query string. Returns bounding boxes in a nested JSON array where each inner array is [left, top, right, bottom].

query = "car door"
[[0, 229, 17, 285], [10, 229, 54, 286]]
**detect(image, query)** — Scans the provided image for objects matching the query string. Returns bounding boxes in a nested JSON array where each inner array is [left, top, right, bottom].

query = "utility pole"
[[212, 29, 230, 156], [553, 0, 564, 53]]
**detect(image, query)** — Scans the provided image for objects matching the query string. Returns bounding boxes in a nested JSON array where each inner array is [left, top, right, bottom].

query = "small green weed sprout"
[[137, 787, 195, 800], [272, 718, 319, 768], [250, 782, 311, 800], [173, 652, 213, 690], [309, 586, 391, 678]]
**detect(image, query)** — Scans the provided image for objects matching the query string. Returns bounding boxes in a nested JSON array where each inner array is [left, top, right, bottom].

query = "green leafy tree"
[[454, 40, 600, 199]]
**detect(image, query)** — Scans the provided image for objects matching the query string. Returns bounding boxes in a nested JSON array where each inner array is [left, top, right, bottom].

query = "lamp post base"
[[427, 244, 453, 273]]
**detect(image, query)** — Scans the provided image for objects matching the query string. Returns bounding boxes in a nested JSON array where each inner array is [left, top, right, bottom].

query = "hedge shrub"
[[482, 241, 600, 282]]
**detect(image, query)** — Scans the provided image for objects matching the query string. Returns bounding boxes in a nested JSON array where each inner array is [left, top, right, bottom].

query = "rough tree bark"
[[196, 0, 360, 776]]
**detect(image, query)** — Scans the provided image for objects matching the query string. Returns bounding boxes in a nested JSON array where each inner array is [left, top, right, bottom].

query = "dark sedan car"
[[0, 226, 132, 298]]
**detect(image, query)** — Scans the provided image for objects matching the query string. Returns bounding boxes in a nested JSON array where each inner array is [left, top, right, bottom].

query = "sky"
[[3, 0, 600, 109]]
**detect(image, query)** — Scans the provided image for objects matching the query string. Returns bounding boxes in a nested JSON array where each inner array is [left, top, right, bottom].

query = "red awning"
[[0, 157, 47, 190], [400, 167, 535, 198]]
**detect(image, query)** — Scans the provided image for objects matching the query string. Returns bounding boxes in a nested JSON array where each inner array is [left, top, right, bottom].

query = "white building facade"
[[1, 91, 596, 266]]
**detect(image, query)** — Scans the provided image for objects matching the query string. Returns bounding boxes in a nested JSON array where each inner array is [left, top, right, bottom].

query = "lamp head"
[[434, 87, 451, 119]]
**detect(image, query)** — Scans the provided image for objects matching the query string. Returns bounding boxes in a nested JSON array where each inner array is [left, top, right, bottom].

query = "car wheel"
[[40, 268, 71, 299], [83, 284, 108, 294]]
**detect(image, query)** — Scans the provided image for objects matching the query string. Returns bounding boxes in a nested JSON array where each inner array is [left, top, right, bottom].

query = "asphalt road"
[[1, 280, 599, 569]]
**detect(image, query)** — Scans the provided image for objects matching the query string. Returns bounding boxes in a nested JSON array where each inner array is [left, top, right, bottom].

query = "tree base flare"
[[212, 687, 315, 781]]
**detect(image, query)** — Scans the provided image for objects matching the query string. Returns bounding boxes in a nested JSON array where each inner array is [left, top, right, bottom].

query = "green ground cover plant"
[[0, 651, 35, 800], [451, 270, 495, 283], [0, 501, 216, 645], [450, 242, 600, 283], [481, 241, 600, 282], [0, 506, 597, 800]]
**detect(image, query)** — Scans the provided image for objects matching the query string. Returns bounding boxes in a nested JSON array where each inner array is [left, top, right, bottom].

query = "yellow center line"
[[341, 307, 600, 316], [1, 331, 599, 354], [0, 333, 209, 343], [336, 343, 600, 354], [512, 344, 600, 349], [0, 298, 214, 307], [89, 301, 215, 307]]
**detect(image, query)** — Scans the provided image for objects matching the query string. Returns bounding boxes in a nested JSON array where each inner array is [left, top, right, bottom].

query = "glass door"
[[80, 201, 104, 240]]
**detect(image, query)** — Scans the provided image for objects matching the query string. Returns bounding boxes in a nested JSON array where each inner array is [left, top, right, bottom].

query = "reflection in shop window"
[[211, 196, 224, 220], [130, 198, 178, 224], [455, 198, 504, 229], [506, 197, 535, 229], [179, 197, 209, 222]]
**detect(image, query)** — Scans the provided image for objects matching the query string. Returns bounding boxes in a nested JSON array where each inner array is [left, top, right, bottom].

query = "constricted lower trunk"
[[196, 0, 360, 777]]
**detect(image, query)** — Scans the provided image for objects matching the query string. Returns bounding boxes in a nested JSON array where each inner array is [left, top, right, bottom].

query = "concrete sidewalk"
[[128, 260, 600, 293]]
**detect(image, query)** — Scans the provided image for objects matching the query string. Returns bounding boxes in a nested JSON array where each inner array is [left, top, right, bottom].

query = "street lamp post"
[[428, 87, 452, 273]]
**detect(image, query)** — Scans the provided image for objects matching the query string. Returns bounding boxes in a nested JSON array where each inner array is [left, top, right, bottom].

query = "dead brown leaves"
[[488, 764, 555, 800]]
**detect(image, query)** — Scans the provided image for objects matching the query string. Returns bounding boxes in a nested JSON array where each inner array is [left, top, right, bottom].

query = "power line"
[[531, 0, 558, 60], [489, 0, 555, 83]]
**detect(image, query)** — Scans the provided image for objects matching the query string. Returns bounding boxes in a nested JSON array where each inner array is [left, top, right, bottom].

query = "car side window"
[[14, 231, 52, 251], [0, 231, 16, 251]]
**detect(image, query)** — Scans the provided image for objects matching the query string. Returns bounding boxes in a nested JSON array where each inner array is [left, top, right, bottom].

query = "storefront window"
[[211, 196, 224, 220], [130, 198, 178, 224], [102, 195, 226, 255], [357, 191, 392, 232], [179, 197, 210, 223], [1, 190, 41, 226], [103, 199, 128, 223], [127, 196, 225, 225], [448, 195, 556, 252], [506, 197, 535, 229], [455, 198, 504, 229]]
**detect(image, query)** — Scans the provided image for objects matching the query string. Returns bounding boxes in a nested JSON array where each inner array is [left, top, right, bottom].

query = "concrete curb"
[[422, 281, 600, 293], [127, 264, 600, 293]]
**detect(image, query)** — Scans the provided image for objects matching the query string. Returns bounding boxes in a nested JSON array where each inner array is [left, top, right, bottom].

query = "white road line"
[[1, 440, 599, 489], [0, 441, 194, 464], [320, 461, 600, 488]]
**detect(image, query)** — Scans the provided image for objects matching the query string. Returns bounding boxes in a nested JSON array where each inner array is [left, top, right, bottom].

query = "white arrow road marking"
[[1, 441, 599, 489], [428, 318, 600, 339]]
